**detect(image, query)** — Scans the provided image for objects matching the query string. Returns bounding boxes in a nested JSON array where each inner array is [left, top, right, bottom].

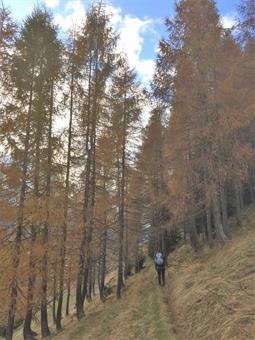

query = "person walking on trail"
[[153, 251, 167, 286]]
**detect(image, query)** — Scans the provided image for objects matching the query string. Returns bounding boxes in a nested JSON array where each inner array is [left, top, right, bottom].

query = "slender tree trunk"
[[188, 215, 199, 251], [220, 181, 229, 237], [240, 182, 244, 210], [24, 96, 43, 339], [81, 257, 90, 303], [124, 219, 129, 279], [52, 261, 57, 325], [212, 191, 228, 245], [248, 175, 255, 202], [100, 227, 107, 301], [87, 261, 92, 302], [23, 227, 37, 340], [206, 204, 213, 249], [85, 61, 98, 302], [6, 71, 34, 340], [183, 222, 187, 244], [76, 55, 93, 320], [65, 264, 71, 317], [56, 50, 75, 332], [117, 88, 127, 299], [234, 181, 242, 226], [40, 82, 54, 337], [92, 259, 96, 297], [76, 232, 86, 320]]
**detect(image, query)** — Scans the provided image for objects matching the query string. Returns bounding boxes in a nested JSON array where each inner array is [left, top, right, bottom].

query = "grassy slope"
[[47, 266, 178, 340], [168, 205, 255, 340], [13, 207, 255, 340]]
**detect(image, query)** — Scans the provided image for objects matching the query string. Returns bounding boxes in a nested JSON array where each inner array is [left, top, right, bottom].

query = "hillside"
[[13, 207, 255, 340], [48, 267, 178, 340], [168, 205, 255, 340]]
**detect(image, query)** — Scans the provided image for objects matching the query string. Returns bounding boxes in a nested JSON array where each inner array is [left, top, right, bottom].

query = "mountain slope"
[[168, 205, 255, 340], [15, 208, 255, 340], [49, 266, 178, 340]]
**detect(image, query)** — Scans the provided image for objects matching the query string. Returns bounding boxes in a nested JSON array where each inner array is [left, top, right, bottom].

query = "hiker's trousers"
[[156, 266, 165, 286]]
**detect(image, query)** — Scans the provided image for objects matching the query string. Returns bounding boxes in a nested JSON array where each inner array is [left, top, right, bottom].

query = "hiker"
[[153, 251, 167, 286]]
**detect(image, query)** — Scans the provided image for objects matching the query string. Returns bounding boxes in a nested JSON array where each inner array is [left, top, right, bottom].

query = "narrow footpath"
[[48, 265, 179, 340]]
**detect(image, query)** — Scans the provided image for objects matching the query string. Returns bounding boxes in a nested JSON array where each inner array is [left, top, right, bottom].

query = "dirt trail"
[[46, 265, 179, 340]]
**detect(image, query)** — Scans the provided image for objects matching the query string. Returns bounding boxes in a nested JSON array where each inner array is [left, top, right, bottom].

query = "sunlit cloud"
[[44, 0, 60, 8], [221, 12, 237, 29]]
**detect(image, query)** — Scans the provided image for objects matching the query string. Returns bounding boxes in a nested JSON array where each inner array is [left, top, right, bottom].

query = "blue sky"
[[4, 0, 238, 85]]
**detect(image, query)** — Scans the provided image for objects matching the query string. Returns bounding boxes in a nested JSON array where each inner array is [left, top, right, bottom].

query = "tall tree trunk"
[[76, 55, 92, 320], [248, 175, 255, 202], [66, 264, 71, 317], [52, 261, 57, 325], [6, 71, 34, 340], [87, 261, 92, 302], [212, 191, 228, 245], [23, 227, 37, 340], [40, 82, 54, 337], [99, 226, 107, 302], [117, 88, 127, 299], [188, 215, 199, 251], [234, 181, 242, 226], [56, 50, 74, 332], [206, 204, 213, 249], [24, 96, 43, 339], [124, 215, 129, 279], [239, 182, 244, 210], [220, 181, 229, 237], [92, 259, 96, 297]]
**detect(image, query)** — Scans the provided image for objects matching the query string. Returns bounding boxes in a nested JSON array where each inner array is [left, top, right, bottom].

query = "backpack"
[[154, 252, 164, 266]]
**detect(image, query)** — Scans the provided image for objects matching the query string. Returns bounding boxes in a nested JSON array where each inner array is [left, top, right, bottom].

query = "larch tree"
[[55, 29, 78, 330], [109, 58, 142, 298], [75, 3, 117, 319], [155, 0, 231, 249], [3, 7, 62, 339], [140, 107, 169, 253]]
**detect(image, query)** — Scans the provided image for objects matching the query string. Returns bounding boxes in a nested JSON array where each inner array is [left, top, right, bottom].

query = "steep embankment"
[[44, 266, 178, 340], [167, 205, 255, 340]]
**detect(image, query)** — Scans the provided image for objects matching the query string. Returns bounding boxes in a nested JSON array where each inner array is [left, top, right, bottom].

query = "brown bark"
[[76, 54, 93, 320], [24, 88, 43, 339], [40, 82, 54, 338], [66, 264, 71, 316], [188, 215, 199, 251], [117, 85, 127, 299], [206, 204, 213, 249], [23, 227, 37, 340], [220, 181, 229, 236], [56, 48, 75, 331], [234, 182, 242, 226], [52, 263, 57, 325], [212, 191, 228, 245], [6, 70, 34, 340]]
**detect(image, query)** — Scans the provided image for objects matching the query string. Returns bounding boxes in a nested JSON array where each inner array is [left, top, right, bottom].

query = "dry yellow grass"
[[13, 207, 255, 340], [168, 205, 255, 340], [48, 266, 178, 340]]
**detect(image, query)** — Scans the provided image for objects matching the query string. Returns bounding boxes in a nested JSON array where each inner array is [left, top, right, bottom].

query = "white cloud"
[[136, 59, 155, 85], [44, 0, 60, 8], [106, 5, 122, 25], [221, 13, 237, 29], [117, 15, 155, 85], [54, 0, 86, 31], [54, 1, 156, 85]]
